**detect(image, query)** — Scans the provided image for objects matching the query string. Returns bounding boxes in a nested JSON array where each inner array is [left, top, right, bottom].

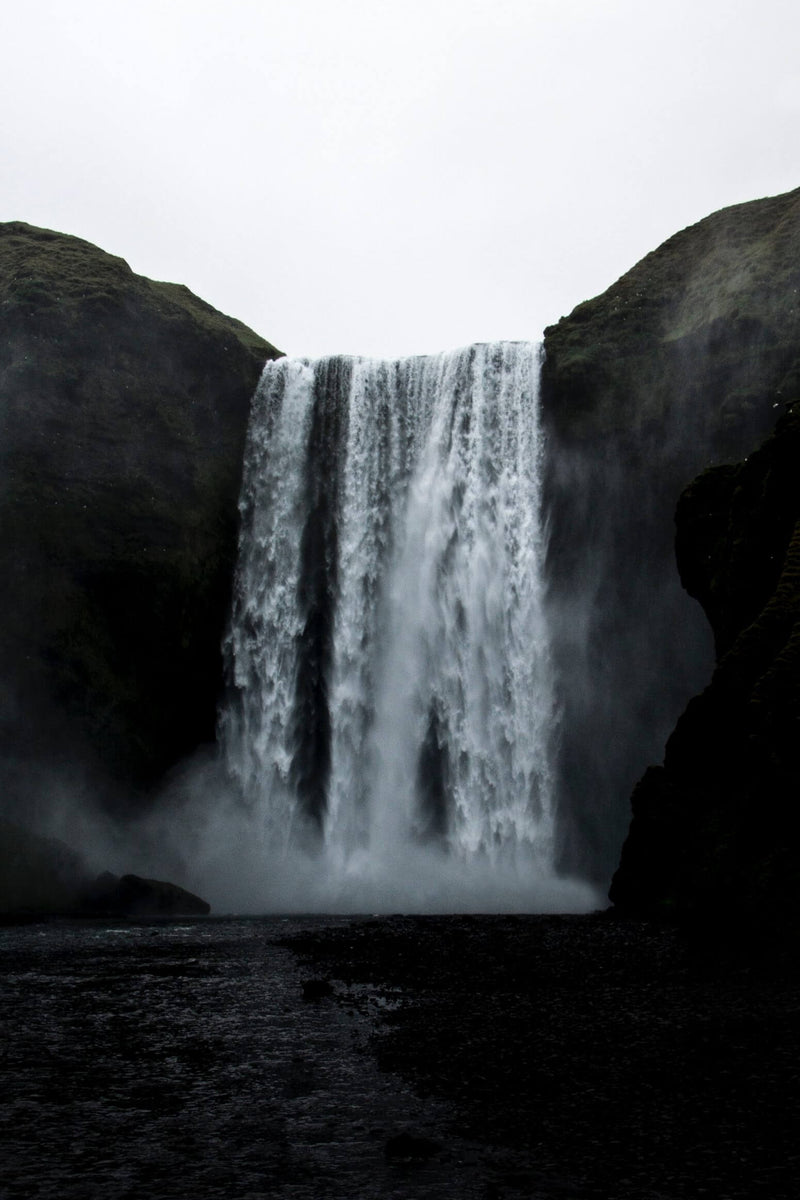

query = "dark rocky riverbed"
[[1, 914, 797, 1198], [284, 913, 800, 1199]]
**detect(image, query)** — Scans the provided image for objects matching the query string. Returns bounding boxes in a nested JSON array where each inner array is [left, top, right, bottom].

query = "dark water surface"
[[0, 917, 478, 1199], [2, 914, 799, 1199]]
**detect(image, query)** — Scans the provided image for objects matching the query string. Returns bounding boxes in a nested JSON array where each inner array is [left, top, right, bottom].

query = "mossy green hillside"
[[543, 187, 800, 446]]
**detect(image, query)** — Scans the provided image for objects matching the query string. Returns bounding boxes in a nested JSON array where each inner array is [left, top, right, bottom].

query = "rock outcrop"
[[541, 186, 800, 884], [0, 818, 88, 917], [0, 819, 210, 917], [0, 222, 281, 809], [610, 404, 800, 924], [81, 871, 211, 917]]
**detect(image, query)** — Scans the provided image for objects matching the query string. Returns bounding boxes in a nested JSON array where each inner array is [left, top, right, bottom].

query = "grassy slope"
[[543, 186, 800, 442]]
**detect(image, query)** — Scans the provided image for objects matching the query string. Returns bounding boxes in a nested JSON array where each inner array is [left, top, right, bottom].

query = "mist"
[[155, 762, 600, 914]]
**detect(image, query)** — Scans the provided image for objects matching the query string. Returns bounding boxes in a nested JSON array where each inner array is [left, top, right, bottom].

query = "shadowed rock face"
[[82, 871, 211, 917], [610, 405, 800, 924], [0, 222, 281, 809], [541, 186, 800, 884], [0, 818, 88, 916], [0, 818, 211, 916]]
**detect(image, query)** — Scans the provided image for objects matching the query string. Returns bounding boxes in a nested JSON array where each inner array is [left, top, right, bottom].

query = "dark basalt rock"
[[0, 221, 282, 809], [610, 404, 800, 927], [81, 871, 211, 917], [0, 819, 210, 917], [0, 817, 89, 916], [541, 186, 800, 884], [384, 1130, 441, 1160], [301, 978, 334, 1001], [284, 915, 800, 1195]]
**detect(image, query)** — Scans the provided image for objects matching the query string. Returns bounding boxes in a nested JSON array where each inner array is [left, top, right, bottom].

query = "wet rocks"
[[284, 913, 800, 1199], [0, 818, 210, 918], [301, 978, 334, 1001], [81, 871, 211, 917], [384, 1130, 441, 1160]]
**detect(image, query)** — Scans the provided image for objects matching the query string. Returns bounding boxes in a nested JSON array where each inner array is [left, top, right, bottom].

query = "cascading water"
[[219, 343, 593, 911]]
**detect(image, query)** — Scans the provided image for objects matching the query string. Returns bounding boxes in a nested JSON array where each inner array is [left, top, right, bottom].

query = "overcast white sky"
[[2, 0, 798, 358]]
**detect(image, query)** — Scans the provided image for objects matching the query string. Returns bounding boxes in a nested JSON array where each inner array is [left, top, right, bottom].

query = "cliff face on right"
[[541, 185, 800, 889], [610, 405, 800, 921]]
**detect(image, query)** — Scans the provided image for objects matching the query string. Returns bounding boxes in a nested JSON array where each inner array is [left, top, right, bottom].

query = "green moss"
[[543, 186, 800, 446]]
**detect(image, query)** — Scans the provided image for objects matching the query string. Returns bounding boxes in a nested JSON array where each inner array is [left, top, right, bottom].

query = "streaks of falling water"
[[221, 343, 560, 894]]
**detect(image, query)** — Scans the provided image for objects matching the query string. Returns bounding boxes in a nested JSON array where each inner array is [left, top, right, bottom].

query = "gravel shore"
[[283, 912, 800, 1199]]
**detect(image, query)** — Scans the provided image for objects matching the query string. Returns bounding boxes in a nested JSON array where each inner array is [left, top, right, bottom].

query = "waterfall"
[[218, 343, 591, 911]]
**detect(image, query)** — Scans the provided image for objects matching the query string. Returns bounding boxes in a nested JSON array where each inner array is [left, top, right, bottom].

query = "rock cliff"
[[541, 186, 800, 885], [0, 222, 281, 812], [610, 404, 800, 924], [0, 818, 211, 917]]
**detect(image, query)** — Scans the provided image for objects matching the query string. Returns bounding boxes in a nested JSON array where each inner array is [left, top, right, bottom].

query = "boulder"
[[82, 871, 211, 917], [0, 819, 211, 917]]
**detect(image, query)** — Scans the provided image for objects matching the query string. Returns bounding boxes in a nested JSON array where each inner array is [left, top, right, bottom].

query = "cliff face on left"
[[0, 222, 281, 812]]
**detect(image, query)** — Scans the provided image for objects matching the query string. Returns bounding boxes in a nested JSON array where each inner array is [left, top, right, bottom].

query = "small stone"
[[384, 1130, 441, 1160], [301, 978, 333, 1001]]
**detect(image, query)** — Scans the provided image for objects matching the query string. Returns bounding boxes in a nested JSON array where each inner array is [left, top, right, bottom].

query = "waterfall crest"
[[219, 343, 590, 911]]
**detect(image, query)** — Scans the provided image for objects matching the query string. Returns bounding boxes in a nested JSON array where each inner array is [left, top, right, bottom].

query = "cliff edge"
[[0, 222, 281, 808]]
